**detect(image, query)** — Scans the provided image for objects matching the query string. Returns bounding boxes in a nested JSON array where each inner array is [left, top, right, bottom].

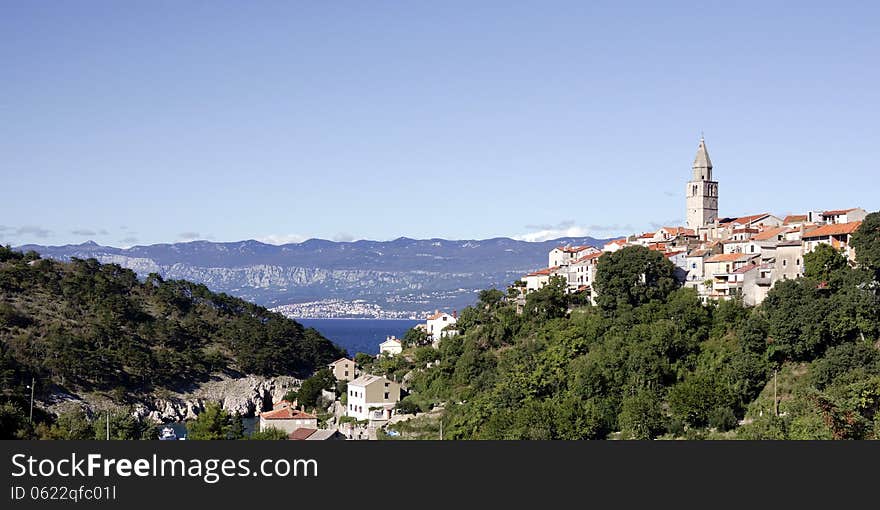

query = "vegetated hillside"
[[388, 213, 880, 439], [0, 247, 346, 397]]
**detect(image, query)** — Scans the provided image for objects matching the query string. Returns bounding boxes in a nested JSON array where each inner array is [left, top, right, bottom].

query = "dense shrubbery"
[[399, 213, 880, 439], [0, 248, 344, 438]]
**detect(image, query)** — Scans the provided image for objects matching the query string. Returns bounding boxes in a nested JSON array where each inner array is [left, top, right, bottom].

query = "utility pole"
[[28, 377, 35, 423], [773, 369, 778, 417]]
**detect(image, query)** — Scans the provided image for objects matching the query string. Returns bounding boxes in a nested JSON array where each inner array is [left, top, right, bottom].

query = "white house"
[[426, 310, 458, 342], [346, 374, 401, 421], [378, 336, 403, 356], [548, 245, 599, 268]]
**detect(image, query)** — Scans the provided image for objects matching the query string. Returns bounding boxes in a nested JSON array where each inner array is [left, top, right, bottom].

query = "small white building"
[[548, 245, 599, 268], [426, 310, 458, 342], [346, 374, 401, 421], [379, 336, 403, 356]]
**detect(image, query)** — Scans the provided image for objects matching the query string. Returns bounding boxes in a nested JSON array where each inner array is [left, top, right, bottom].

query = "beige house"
[[259, 407, 318, 435], [329, 357, 356, 382], [346, 374, 401, 421], [772, 241, 804, 282], [803, 221, 862, 262]]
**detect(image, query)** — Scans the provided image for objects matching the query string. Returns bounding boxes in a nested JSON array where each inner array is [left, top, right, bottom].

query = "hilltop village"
[[255, 137, 872, 440], [518, 137, 867, 307]]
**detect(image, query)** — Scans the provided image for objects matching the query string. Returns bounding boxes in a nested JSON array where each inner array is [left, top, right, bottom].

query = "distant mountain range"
[[17, 236, 611, 318]]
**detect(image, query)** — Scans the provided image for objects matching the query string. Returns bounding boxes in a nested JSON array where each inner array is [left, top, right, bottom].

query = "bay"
[[297, 318, 421, 357]]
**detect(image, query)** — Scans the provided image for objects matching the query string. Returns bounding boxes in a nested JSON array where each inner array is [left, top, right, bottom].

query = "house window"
[[384, 392, 390, 399], [783, 260, 787, 267], [344, 371, 349, 377]]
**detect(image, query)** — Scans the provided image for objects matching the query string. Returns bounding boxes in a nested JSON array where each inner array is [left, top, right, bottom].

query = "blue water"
[[158, 417, 258, 440], [297, 318, 421, 356]]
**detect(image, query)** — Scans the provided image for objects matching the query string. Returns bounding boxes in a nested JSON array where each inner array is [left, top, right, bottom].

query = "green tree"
[[249, 427, 288, 440], [804, 243, 849, 282], [297, 368, 336, 409], [851, 211, 880, 277], [186, 403, 243, 440], [618, 390, 665, 439], [594, 246, 679, 312]]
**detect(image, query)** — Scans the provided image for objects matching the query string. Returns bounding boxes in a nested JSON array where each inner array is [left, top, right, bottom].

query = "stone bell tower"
[[685, 136, 718, 229]]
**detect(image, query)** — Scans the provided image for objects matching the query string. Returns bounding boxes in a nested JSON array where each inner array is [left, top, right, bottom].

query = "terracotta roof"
[[427, 311, 452, 320], [732, 263, 759, 274], [380, 337, 401, 345], [329, 357, 354, 366], [260, 408, 318, 421], [526, 266, 561, 277], [822, 208, 857, 216], [752, 227, 788, 241], [555, 245, 594, 253], [731, 227, 760, 234], [603, 238, 627, 247], [638, 232, 656, 239], [803, 221, 862, 238], [573, 252, 603, 264], [664, 250, 686, 258], [289, 428, 317, 440], [783, 214, 808, 224], [722, 213, 773, 226], [688, 249, 711, 257], [705, 253, 755, 263], [660, 227, 695, 236]]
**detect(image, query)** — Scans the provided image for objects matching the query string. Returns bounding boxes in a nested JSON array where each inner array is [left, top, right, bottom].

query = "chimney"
[[452, 310, 457, 319]]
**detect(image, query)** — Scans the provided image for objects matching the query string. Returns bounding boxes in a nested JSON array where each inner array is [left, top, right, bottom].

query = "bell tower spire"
[[686, 136, 719, 229]]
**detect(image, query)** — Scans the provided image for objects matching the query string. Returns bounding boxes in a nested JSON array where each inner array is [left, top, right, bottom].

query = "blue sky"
[[2, 1, 878, 247]]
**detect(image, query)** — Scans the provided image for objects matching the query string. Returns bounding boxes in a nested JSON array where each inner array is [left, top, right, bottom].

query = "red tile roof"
[[526, 266, 561, 277], [783, 214, 808, 224], [638, 232, 656, 239], [722, 213, 773, 225], [660, 227, 695, 236], [705, 253, 754, 263], [752, 227, 788, 241], [664, 250, 686, 258], [260, 408, 318, 421], [803, 221, 862, 238], [604, 238, 627, 247], [574, 252, 603, 263], [822, 208, 857, 216], [289, 428, 317, 440], [555, 245, 594, 253], [732, 263, 759, 274]]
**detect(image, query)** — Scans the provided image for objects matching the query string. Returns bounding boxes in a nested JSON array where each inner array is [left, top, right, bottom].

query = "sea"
[[297, 318, 422, 357], [158, 318, 419, 439]]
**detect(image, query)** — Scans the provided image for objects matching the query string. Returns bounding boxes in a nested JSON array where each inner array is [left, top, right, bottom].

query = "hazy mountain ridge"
[[17, 236, 611, 315]]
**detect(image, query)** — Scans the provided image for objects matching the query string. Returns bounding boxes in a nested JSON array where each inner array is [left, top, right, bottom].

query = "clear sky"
[[2, 1, 878, 247]]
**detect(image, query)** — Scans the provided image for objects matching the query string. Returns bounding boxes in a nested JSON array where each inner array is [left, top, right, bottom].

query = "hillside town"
[[255, 310, 459, 440], [251, 137, 872, 440], [518, 137, 868, 307]]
